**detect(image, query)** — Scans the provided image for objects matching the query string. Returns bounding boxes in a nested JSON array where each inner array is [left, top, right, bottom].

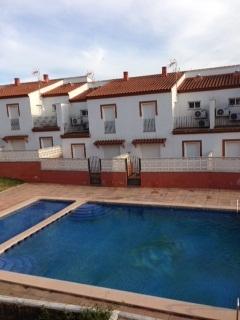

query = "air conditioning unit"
[[198, 119, 209, 128], [215, 107, 229, 117], [194, 109, 207, 119], [71, 117, 81, 126], [229, 112, 240, 121]]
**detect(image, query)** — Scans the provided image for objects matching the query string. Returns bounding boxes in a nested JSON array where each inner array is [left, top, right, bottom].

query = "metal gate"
[[88, 156, 101, 173], [88, 156, 101, 185], [129, 154, 141, 175]]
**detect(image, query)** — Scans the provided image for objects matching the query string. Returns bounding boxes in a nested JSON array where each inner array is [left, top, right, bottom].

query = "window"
[[80, 110, 88, 116], [39, 137, 53, 149], [141, 144, 160, 159], [188, 101, 201, 109], [71, 144, 86, 159], [7, 104, 20, 130], [139, 101, 157, 132], [222, 139, 240, 157], [182, 141, 202, 158], [100, 104, 117, 134], [103, 145, 120, 159], [229, 98, 240, 106], [10, 139, 26, 151], [7, 104, 20, 118], [52, 104, 57, 112]]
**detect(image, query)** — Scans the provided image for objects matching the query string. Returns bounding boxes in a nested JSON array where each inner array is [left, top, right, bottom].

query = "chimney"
[[162, 66, 167, 76], [43, 74, 49, 82], [123, 71, 129, 81], [14, 78, 20, 86]]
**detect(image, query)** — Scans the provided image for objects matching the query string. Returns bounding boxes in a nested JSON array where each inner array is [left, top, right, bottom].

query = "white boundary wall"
[[0, 146, 63, 162], [141, 157, 240, 172], [0, 151, 39, 162], [41, 159, 89, 171], [38, 146, 63, 159]]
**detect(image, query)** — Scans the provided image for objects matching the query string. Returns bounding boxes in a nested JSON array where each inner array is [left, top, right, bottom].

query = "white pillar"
[[209, 99, 216, 129]]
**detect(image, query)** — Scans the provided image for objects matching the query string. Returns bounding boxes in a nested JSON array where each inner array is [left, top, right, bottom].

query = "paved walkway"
[[0, 183, 239, 320], [0, 183, 239, 213]]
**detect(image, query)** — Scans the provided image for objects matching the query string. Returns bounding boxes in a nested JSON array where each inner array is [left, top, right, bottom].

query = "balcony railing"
[[10, 118, 20, 130], [143, 118, 156, 132], [33, 116, 58, 128], [174, 116, 210, 129], [104, 120, 116, 134], [215, 116, 240, 127], [64, 116, 89, 134]]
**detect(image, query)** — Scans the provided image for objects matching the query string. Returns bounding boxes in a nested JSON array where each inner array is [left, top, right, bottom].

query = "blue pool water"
[[0, 199, 73, 244], [0, 203, 240, 309]]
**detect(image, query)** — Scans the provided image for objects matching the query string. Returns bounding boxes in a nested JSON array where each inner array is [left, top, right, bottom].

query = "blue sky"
[[0, 0, 239, 83]]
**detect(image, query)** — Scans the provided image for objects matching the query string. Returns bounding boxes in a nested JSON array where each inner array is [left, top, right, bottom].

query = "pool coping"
[[0, 196, 238, 320], [0, 270, 235, 320]]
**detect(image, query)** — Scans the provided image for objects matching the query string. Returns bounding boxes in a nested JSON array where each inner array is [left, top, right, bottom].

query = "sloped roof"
[[178, 72, 240, 93], [0, 80, 58, 99], [42, 82, 86, 97], [70, 87, 99, 102], [87, 72, 183, 99]]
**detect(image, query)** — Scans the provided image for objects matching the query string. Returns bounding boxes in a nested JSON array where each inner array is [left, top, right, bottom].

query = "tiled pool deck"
[[0, 183, 239, 320]]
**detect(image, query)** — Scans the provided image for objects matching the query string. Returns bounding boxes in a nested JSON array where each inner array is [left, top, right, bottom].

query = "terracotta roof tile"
[[94, 140, 125, 146], [0, 80, 58, 99], [42, 82, 86, 97], [87, 73, 183, 99], [3, 135, 28, 142], [132, 138, 166, 146], [70, 87, 100, 102], [178, 72, 240, 93]]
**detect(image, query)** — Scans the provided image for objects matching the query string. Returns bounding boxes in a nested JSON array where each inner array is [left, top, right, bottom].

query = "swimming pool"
[[0, 199, 73, 244], [0, 202, 239, 309]]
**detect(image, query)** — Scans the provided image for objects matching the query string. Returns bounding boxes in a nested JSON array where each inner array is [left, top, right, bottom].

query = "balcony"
[[143, 118, 156, 132], [10, 118, 20, 130], [174, 115, 210, 129], [32, 115, 59, 132], [104, 120, 116, 134], [61, 116, 90, 138], [215, 115, 240, 128]]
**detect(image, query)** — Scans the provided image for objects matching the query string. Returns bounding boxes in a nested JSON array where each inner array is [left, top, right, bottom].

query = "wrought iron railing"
[[10, 118, 20, 130], [33, 116, 57, 128], [215, 116, 240, 127], [104, 121, 116, 134], [174, 116, 210, 129], [143, 118, 156, 132], [64, 119, 89, 134]]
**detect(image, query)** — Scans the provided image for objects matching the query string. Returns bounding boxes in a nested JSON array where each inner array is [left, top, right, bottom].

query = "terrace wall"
[[141, 172, 240, 189], [0, 162, 90, 185], [0, 158, 239, 189]]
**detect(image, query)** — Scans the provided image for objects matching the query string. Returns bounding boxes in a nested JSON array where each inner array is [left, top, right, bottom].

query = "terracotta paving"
[[0, 183, 239, 213], [0, 183, 239, 320]]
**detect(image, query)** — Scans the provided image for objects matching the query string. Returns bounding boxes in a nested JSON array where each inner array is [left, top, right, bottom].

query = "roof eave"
[[87, 89, 172, 100]]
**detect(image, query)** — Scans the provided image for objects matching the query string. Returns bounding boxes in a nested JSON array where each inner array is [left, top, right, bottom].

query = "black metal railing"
[[104, 120, 116, 134], [174, 116, 210, 129], [143, 118, 156, 132], [215, 116, 240, 127], [10, 118, 20, 130]]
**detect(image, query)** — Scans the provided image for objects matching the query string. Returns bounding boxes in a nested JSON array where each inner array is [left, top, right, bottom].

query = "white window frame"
[[188, 101, 201, 109], [229, 97, 240, 106]]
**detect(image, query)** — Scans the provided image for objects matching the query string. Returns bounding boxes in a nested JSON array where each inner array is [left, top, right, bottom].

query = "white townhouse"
[[0, 64, 239, 163], [0, 74, 97, 151]]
